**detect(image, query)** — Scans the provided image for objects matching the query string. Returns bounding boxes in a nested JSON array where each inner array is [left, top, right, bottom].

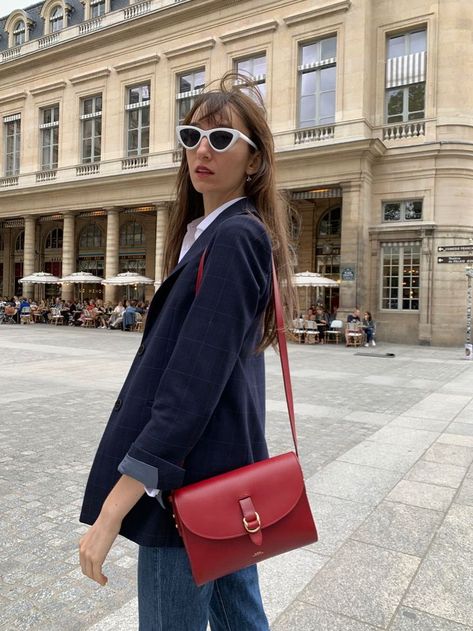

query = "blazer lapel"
[[143, 199, 254, 338]]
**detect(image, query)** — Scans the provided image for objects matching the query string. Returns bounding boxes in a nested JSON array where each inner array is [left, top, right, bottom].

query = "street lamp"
[[466, 266, 473, 360]]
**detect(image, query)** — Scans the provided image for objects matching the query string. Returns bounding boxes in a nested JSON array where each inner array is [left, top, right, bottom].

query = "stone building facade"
[[0, 0, 472, 344]]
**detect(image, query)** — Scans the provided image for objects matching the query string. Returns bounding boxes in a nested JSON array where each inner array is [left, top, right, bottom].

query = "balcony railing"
[[382, 121, 425, 141], [1, 47, 22, 62], [38, 33, 60, 49], [124, 1, 152, 19], [0, 176, 19, 188], [76, 163, 101, 176], [122, 156, 149, 170], [294, 125, 335, 144], [79, 18, 103, 35], [36, 169, 57, 182]]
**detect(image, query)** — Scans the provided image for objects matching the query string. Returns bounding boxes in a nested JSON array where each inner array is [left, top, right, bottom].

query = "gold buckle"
[[243, 512, 261, 533]]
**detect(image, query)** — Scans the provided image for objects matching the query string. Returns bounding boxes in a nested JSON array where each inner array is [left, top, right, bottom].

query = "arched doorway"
[[44, 226, 63, 300], [77, 222, 104, 300], [119, 220, 147, 301]]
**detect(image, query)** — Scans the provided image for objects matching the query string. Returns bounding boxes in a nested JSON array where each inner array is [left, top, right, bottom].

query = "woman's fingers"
[[79, 520, 118, 586]]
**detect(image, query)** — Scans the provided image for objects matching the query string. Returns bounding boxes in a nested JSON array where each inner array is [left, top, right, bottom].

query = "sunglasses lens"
[[180, 128, 201, 148], [209, 130, 234, 151]]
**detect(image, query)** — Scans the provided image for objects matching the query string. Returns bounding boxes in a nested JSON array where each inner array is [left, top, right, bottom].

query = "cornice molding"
[[30, 81, 67, 96], [70, 67, 112, 85], [163, 37, 216, 59], [114, 53, 160, 73], [283, 1, 351, 26], [0, 91, 28, 105], [220, 19, 279, 44]]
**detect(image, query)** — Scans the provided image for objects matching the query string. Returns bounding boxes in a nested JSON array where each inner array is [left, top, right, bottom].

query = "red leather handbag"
[[170, 256, 318, 586]]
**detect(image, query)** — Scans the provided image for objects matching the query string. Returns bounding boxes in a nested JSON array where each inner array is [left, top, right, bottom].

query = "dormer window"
[[50, 6, 64, 33], [13, 20, 26, 46], [91, 0, 106, 18]]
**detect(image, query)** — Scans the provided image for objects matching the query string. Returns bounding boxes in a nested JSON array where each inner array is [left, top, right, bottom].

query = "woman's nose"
[[196, 136, 211, 156]]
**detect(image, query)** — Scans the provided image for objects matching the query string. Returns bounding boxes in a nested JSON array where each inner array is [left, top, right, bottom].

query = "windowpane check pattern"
[[382, 243, 420, 310], [298, 36, 337, 128], [4, 114, 21, 176], [176, 69, 205, 126], [81, 95, 102, 163], [386, 29, 426, 123], [126, 84, 150, 157], [383, 200, 423, 222], [235, 55, 266, 101], [40, 105, 59, 170]]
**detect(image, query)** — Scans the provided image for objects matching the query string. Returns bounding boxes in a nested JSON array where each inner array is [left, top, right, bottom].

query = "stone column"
[[338, 177, 372, 319], [61, 213, 76, 301], [22, 216, 36, 298], [155, 203, 169, 286], [104, 207, 120, 303], [2, 228, 13, 297]]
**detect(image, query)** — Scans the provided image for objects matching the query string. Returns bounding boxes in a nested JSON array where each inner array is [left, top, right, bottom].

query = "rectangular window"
[[176, 69, 205, 126], [126, 84, 150, 157], [298, 36, 336, 128], [385, 29, 426, 123], [4, 114, 21, 176], [81, 95, 102, 163], [381, 243, 420, 310], [235, 54, 266, 101], [383, 200, 423, 222], [39, 104, 59, 170]]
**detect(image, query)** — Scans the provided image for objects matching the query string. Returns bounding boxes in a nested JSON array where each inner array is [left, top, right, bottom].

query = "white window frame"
[[382, 200, 423, 222], [39, 105, 60, 171], [298, 36, 337, 129], [126, 84, 150, 157], [176, 68, 205, 126], [380, 242, 421, 311], [80, 95, 102, 164], [4, 114, 21, 177], [234, 54, 267, 102], [13, 20, 26, 46]]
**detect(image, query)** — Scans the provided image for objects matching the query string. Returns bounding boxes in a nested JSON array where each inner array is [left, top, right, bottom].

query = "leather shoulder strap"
[[196, 250, 299, 456]]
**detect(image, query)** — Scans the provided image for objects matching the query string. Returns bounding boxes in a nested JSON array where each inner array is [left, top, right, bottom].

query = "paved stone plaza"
[[1, 325, 473, 630]]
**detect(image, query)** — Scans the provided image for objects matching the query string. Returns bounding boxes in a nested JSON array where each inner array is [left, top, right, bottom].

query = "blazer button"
[[137, 344, 145, 356], [114, 398, 122, 411]]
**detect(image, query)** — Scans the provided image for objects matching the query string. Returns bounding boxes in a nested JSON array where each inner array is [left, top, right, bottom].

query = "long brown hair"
[[162, 72, 296, 349]]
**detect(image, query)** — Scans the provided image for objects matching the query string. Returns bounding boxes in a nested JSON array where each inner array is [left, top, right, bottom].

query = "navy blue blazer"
[[79, 199, 272, 547]]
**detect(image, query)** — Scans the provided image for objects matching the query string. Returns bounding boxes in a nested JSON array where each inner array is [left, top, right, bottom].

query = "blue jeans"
[[138, 546, 269, 631]]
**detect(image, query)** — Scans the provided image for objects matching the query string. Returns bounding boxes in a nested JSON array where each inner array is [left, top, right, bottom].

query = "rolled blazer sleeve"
[[122, 216, 272, 490]]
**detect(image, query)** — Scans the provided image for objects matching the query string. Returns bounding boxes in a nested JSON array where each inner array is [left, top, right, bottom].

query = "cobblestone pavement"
[[1, 325, 473, 630]]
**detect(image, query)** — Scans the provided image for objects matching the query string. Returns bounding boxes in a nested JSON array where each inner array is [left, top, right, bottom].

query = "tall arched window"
[[13, 20, 26, 46], [79, 223, 103, 248], [15, 230, 25, 251], [45, 227, 63, 249], [50, 6, 64, 33], [318, 206, 341, 238], [120, 221, 144, 247]]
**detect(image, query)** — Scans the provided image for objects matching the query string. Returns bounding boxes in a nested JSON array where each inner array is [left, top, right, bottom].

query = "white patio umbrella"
[[101, 271, 155, 300], [59, 271, 104, 301], [292, 271, 338, 310], [19, 271, 61, 284]]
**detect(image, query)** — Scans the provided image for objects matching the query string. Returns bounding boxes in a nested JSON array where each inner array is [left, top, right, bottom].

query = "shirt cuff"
[[118, 453, 159, 489], [144, 487, 166, 509]]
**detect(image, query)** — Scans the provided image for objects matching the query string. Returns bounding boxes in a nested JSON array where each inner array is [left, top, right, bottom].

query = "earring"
[[246, 175, 252, 182]]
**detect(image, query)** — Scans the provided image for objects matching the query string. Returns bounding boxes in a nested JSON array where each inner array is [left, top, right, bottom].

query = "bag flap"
[[172, 452, 305, 540]]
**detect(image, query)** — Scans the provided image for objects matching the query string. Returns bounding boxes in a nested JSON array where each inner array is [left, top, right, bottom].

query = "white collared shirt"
[[178, 197, 245, 263]]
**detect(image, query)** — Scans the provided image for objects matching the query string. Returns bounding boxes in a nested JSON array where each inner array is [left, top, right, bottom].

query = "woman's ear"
[[246, 151, 262, 177]]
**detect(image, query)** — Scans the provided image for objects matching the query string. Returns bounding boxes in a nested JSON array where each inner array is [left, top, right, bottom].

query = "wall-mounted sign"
[[438, 256, 473, 264], [341, 267, 355, 281], [438, 245, 473, 252]]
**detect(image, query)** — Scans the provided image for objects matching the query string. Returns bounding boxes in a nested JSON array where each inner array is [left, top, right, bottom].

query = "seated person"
[[347, 308, 361, 324], [362, 311, 376, 347]]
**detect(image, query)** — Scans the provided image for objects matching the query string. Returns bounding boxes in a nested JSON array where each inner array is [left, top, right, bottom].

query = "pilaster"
[[104, 207, 120, 303]]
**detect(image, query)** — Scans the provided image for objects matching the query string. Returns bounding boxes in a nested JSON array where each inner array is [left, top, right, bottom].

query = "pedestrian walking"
[[78, 72, 295, 630]]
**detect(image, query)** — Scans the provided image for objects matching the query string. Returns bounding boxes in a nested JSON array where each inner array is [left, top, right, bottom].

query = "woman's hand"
[[79, 474, 145, 585], [79, 512, 121, 586]]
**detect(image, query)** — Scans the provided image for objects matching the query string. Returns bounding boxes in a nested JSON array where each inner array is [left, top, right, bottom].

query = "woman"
[[362, 311, 376, 346], [79, 73, 295, 630]]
